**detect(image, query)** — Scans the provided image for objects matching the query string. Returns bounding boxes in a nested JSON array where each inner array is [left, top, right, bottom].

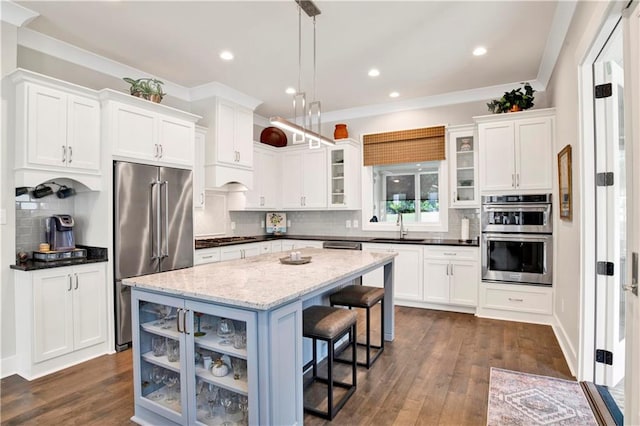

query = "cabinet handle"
[[159, 144, 163, 158], [74, 273, 79, 290], [68, 146, 73, 164], [202, 255, 214, 259], [68, 274, 73, 291], [443, 252, 457, 256], [154, 144, 158, 158], [512, 174, 515, 188], [453, 191, 456, 202], [516, 173, 520, 187], [182, 309, 191, 334], [62, 145, 66, 163], [450, 264, 454, 276], [176, 308, 183, 333], [200, 193, 204, 206], [445, 264, 449, 276], [508, 297, 524, 302]]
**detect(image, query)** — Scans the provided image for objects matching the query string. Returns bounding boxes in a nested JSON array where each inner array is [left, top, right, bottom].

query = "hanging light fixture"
[[270, 0, 335, 147]]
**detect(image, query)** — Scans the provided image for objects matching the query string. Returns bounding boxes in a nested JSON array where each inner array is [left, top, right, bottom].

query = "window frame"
[[361, 160, 449, 232]]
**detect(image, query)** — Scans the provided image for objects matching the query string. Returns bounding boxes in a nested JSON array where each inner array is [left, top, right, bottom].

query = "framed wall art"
[[558, 144, 572, 220]]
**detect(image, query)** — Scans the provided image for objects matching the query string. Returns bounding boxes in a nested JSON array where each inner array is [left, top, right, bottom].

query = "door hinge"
[[595, 83, 613, 98], [596, 261, 615, 276], [595, 349, 613, 365], [596, 172, 614, 186]]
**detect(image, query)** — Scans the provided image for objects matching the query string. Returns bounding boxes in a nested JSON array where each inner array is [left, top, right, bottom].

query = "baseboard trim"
[[0, 355, 17, 379], [552, 313, 578, 377], [581, 381, 619, 426], [395, 300, 476, 315]]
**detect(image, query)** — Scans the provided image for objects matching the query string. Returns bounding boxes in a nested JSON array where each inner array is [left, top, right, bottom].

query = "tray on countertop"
[[279, 256, 312, 265]]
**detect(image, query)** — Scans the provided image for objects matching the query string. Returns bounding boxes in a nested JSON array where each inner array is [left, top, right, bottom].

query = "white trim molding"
[[553, 314, 578, 377], [537, 1, 579, 88], [0, 1, 39, 27]]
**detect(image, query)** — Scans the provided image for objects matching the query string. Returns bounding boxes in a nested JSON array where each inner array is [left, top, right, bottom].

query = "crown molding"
[[188, 81, 261, 110], [537, 1, 578, 88], [1, 1, 39, 27]]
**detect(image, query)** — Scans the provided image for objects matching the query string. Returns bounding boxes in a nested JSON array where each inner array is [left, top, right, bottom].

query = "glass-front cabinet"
[[132, 289, 257, 425], [448, 124, 479, 208], [328, 138, 361, 209]]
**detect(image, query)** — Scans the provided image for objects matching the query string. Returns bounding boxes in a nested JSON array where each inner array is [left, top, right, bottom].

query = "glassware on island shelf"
[[150, 366, 166, 400], [232, 357, 246, 380], [152, 336, 166, 357], [194, 312, 206, 337], [217, 318, 235, 345], [206, 383, 220, 419], [219, 388, 236, 426], [166, 339, 180, 362], [163, 372, 179, 403], [238, 395, 249, 425]]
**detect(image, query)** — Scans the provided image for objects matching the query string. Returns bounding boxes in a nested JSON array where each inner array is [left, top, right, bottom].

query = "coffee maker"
[[46, 215, 76, 251]]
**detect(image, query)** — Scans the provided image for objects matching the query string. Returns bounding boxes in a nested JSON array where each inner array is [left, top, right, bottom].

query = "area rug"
[[487, 368, 597, 425]]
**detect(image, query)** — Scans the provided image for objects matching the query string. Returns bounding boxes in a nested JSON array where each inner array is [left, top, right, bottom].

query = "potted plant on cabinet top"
[[487, 82, 536, 113], [123, 77, 166, 103]]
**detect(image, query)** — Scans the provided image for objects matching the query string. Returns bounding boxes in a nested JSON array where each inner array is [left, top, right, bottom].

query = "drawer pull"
[[508, 297, 524, 302], [202, 255, 214, 259], [443, 252, 457, 256]]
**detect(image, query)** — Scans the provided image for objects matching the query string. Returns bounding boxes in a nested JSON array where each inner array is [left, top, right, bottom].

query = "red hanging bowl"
[[260, 127, 288, 147]]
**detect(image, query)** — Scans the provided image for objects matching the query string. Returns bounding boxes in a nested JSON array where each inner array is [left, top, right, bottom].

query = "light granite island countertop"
[[123, 248, 396, 426]]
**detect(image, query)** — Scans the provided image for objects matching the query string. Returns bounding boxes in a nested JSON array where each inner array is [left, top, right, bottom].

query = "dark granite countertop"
[[11, 245, 108, 271], [195, 234, 479, 249]]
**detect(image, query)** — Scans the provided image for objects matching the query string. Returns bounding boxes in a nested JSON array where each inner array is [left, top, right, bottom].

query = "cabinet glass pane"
[[331, 149, 345, 205], [193, 313, 249, 425], [138, 301, 183, 416], [455, 136, 475, 202]]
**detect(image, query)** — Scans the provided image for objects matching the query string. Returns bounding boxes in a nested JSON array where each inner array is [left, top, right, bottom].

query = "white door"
[[27, 83, 67, 168], [449, 261, 479, 306], [216, 99, 237, 165], [158, 116, 193, 167], [623, 3, 640, 424], [478, 121, 515, 191], [594, 27, 626, 391], [113, 103, 156, 162], [515, 117, 553, 190], [66, 95, 100, 171], [301, 149, 327, 208], [423, 259, 449, 304], [281, 151, 304, 208], [33, 270, 74, 362], [73, 265, 107, 350], [235, 106, 254, 168], [392, 245, 423, 301]]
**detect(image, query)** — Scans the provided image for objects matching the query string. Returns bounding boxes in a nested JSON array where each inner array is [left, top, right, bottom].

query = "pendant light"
[[270, 0, 334, 147]]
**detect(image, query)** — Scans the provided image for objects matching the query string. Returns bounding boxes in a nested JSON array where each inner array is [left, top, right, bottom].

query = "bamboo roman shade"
[[362, 125, 446, 166]]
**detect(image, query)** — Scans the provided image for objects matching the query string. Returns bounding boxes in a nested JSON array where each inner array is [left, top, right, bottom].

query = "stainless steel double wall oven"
[[481, 194, 553, 286]]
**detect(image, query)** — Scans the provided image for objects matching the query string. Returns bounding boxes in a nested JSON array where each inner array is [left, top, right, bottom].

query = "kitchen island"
[[123, 248, 396, 426]]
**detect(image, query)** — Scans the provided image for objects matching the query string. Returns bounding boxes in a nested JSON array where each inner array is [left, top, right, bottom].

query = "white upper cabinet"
[[476, 108, 555, 194], [328, 139, 361, 209], [194, 126, 207, 209], [281, 146, 327, 209], [105, 97, 198, 168], [11, 70, 101, 188], [448, 124, 479, 208], [246, 143, 281, 209], [201, 97, 257, 188]]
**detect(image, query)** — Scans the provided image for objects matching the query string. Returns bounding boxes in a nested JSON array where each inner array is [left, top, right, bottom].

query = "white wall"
[[544, 0, 615, 374], [1, 21, 18, 373]]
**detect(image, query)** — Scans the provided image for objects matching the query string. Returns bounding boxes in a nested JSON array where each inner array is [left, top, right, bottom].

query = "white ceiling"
[[11, 1, 570, 120]]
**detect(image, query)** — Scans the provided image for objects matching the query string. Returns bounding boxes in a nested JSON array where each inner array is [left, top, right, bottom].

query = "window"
[[363, 161, 448, 232]]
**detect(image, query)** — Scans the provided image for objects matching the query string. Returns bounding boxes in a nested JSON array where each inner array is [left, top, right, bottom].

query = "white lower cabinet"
[[281, 239, 324, 252], [194, 248, 221, 265], [478, 282, 553, 323], [362, 243, 423, 301], [131, 289, 258, 425], [423, 247, 478, 307], [14, 263, 109, 379], [220, 242, 264, 261]]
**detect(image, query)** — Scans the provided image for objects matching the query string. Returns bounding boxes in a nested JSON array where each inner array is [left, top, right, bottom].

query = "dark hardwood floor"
[[0, 307, 572, 425]]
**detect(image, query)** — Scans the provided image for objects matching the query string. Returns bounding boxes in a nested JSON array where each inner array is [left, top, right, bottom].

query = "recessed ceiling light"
[[473, 46, 487, 56], [389, 91, 400, 98], [393, 179, 400, 183], [285, 87, 296, 95], [220, 51, 234, 61], [368, 68, 380, 77]]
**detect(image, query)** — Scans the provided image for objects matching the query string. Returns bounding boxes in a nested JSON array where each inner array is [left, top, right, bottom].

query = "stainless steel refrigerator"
[[114, 161, 193, 350]]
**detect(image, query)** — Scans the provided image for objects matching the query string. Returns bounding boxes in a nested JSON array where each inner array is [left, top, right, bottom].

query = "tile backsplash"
[[230, 208, 480, 240], [15, 193, 75, 252]]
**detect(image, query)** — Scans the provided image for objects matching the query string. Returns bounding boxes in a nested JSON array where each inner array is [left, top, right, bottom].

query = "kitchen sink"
[[369, 238, 426, 243]]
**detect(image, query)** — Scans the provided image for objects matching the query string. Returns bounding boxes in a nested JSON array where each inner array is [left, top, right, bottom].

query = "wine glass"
[[163, 372, 179, 403], [161, 306, 174, 330], [217, 319, 235, 346], [238, 395, 249, 425], [155, 304, 172, 327], [150, 366, 165, 400], [219, 389, 235, 426], [206, 384, 219, 419]]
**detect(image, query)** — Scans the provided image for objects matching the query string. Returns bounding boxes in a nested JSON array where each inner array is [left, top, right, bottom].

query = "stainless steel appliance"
[[114, 161, 193, 351], [481, 194, 553, 286], [45, 214, 76, 251]]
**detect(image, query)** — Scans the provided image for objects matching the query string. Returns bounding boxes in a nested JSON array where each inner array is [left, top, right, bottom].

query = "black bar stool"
[[330, 285, 384, 368], [303, 305, 357, 420]]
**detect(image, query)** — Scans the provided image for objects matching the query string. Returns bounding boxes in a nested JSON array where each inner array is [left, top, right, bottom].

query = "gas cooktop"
[[195, 236, 258, 249]]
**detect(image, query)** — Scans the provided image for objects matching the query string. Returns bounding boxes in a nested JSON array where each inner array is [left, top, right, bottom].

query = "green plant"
[[487, 82, 536, 113], [123, 77, 166, 102]]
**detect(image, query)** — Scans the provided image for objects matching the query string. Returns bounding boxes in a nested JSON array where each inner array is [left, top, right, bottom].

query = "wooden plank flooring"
[[0, 307, 572, 425]]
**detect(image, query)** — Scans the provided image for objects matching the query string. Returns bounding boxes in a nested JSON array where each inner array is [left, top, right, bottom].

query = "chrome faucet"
[[397, 213, 408, 239]]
